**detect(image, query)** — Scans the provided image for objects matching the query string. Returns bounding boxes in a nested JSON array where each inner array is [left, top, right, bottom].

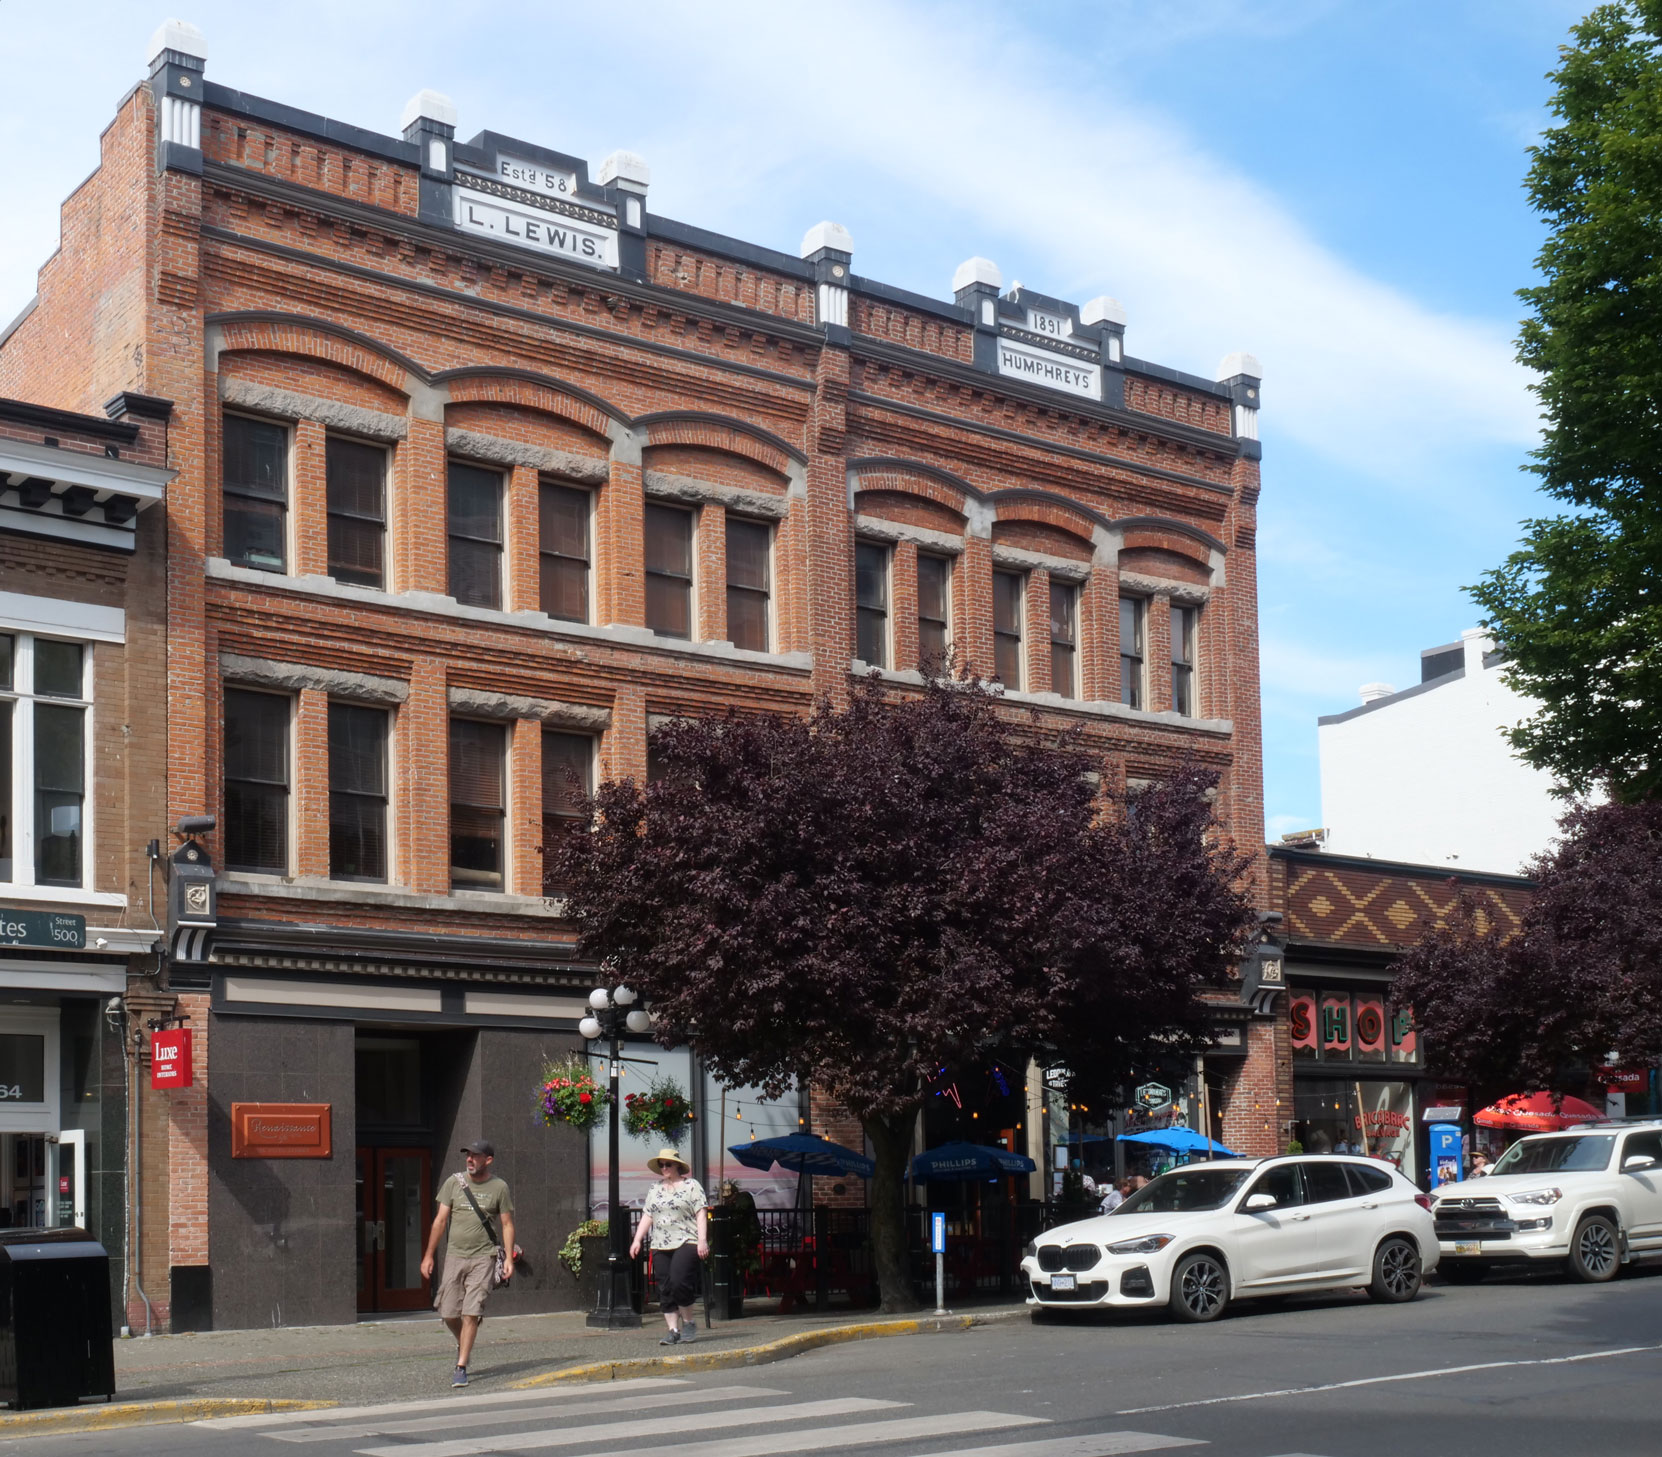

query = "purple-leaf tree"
[[1391, 799, 1662, 1111], [547, 674, 1257, 1311]]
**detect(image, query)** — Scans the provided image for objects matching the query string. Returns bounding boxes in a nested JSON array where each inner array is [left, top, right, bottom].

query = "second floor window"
[[993, 571, 1024, 689], [447, 462, 503, 609], [1172, 604, 1198, 716], [1050, 582, 1077, 697], [917, 554, 951, 671], [224, 688, 290, 874], [726, 518, 772, 652], [449, 719, 506, 892], [542, 730, 594, 893], [0, 633, 89, 888], [1120, 597, 1146, 709], [223, 414, 288, 572], [644, 504, 693, 638], [540, 482, 591, 623], [855, 542, 889, 668], [328, 702, 388, 882], [326, 438, 386, 588]]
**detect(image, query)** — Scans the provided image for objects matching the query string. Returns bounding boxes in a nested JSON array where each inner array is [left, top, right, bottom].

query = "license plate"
[[1453, 1241, 1481, 1256], [1050, 1273, 1076, 1291]]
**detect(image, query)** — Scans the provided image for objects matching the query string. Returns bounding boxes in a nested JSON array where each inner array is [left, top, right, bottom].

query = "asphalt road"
[[15, 1265, 1662, 1457]]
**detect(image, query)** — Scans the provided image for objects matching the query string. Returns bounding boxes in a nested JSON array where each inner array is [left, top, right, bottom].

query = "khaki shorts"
[[435, 1253, 497, 1319]]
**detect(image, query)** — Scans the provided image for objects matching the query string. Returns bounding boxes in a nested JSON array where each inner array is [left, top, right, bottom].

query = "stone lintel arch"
[[204, 311, 424, 396], [434, 367, 621, 443], [637, 412, 804, 478]]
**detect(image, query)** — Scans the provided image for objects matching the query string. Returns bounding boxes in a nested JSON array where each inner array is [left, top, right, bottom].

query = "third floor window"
[[1172, 604, 1198, 716], [855, 542, 889, 668], [917, 554, 951, 672], [223, 414, 288, 573], [1049, 582, 1077, 698], [644, 504, 693, 639], [1120, 596, 1146, 709], [447, 462, 503, 609], [726, 518, 772, 652], [326, 438, 386, 588], [993, 571, 1024, 689], [540, 482, 591, 623]]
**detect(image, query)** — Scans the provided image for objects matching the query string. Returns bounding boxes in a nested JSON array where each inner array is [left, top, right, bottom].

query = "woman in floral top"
[[630, 1149, 708, 1344]]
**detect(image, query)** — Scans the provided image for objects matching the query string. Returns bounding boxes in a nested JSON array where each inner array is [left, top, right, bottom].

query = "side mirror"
[[1623, 1155, 1656, 1172], [1244, 1192, 1278, 1212]]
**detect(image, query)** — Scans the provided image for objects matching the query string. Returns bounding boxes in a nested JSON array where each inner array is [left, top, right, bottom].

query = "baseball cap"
[[460, 1139, 495, 1157]]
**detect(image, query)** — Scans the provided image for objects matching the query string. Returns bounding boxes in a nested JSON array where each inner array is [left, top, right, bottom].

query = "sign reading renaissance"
[[454, 183, 619, 270], [996, 337, 1102, 400]]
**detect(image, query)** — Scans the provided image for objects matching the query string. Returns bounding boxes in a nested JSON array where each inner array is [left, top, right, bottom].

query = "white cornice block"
[[400, 89, 458, 132], [147, 19, 205, 65], [951, 257, 1002, 293], [598, 150, 651, 192], [801, 221, 854, 258], [1218, 351, 1263, 381], [1080, 296, 1126, 328]]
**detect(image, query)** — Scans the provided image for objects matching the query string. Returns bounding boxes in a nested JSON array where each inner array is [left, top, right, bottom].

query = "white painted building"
[[1316, 628, 1568, 875]]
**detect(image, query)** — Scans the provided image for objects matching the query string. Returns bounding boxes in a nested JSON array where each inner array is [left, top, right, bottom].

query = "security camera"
[[173, 814, 217, 837]]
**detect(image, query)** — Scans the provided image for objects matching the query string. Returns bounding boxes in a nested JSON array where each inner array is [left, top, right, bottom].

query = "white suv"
[[1433, 1122, 1662, 1282], [1021, 1155, 1437, 1322]]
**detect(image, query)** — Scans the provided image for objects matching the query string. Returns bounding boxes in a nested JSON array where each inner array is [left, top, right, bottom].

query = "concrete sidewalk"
[[100, 1298, 1028, 1408]]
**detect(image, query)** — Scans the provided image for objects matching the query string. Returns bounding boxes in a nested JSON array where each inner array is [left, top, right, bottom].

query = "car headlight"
[[1105, 1233, 1175, 1255], [1506, 1188, 1563, 1207]]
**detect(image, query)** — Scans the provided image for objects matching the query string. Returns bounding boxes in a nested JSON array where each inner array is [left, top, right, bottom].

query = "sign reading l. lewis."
[[997, 337, 1102, 400], [0, 909, 85, 951], [454, 182, 619, 270]]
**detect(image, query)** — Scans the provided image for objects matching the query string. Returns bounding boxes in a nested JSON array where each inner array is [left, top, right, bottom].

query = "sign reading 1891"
[[0, 910, 85, 950]]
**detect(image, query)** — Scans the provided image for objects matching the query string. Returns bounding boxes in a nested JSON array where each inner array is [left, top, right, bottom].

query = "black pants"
[[655, 1242, 701, 1311]]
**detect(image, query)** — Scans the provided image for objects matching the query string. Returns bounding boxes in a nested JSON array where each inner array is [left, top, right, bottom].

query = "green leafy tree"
[[1475, 1, 1662, 799], [547, 675, 1256, 1311]]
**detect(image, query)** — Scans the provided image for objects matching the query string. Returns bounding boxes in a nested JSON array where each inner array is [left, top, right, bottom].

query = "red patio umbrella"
[[1473, 1092, 1604, 1131]]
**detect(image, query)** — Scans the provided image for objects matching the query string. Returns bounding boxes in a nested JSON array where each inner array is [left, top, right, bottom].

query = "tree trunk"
[[864, 1112, 922, 1313]]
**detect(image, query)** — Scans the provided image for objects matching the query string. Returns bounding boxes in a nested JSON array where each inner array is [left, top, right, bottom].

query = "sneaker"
[[678, 1323, 697, 1344], [452, 1365, 468, 1387], [658, 1329, 680, 1346]]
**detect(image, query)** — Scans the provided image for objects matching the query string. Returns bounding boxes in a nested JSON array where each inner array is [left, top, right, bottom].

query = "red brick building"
[[0, 387, 172, 1325], [0, 22, 1270, 1328]]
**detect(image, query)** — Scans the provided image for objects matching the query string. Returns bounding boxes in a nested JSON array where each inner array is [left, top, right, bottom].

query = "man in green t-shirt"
[[420, 1139, 516, 1387]]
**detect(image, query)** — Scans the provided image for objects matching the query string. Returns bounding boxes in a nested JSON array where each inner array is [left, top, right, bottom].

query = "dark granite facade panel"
[[207, 1013, 356, 1329]]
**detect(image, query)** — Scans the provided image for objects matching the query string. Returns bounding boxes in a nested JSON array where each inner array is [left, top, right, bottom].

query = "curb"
[[512, 1307, 1028, 1387], [0, 1397, 334, 1438]]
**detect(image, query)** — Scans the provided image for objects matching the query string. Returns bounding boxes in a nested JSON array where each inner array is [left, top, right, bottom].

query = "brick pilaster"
[[293, 418, 327, 578], [506, 463, 539, 613], [958, 533, 994, 681], [891, 539, 919, 672], [1027, 567, 1052, 695], [1148, 592, 1173, 715], [294, 687, 330, 877], [402, 417, 448, 594], [601, 436, 645, 627], [405, 657, 450, 893], [167, 993, 211, 1276], [696, 501, 726, 642], [509, 716, 542, 896]]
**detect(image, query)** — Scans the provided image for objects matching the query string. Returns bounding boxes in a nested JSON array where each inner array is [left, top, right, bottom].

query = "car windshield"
[[1490, 1135, 1615, 1175], [1114, 1167, 1252, 1214]]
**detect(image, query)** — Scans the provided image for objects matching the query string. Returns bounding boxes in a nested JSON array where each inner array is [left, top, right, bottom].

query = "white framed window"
[[0, 632, 92, 889]]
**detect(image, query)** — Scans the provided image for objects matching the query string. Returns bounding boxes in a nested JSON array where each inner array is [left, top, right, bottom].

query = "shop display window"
[[1293, 1077, 1417, 1182]]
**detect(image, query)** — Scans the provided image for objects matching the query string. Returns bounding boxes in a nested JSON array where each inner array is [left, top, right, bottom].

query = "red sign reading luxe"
[[151, 1028, 193, 1089]]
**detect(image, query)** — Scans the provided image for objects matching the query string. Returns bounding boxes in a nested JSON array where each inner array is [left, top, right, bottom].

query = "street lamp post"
[[580, 983, 652, 1330]]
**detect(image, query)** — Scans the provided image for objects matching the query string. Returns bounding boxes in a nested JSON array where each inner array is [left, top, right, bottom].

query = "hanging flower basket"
[[536, 1055, 610, 1132], [623, 1074, 694, 1146]]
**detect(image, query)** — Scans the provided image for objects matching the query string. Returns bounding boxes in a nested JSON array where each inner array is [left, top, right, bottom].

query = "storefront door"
[[356, 1148, 431, 1313]]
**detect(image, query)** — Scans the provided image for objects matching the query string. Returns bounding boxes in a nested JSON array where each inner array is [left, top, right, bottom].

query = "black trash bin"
[[0, 1228, 116, 1410]]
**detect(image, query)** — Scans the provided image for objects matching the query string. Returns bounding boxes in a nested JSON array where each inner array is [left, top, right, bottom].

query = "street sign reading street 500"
[[0, 910, 86, 950], [1135, 1082, 1172, 1112]]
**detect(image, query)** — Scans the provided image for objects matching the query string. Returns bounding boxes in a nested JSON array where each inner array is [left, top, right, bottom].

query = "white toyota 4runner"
[[1433, 1121, 1662, 1282]]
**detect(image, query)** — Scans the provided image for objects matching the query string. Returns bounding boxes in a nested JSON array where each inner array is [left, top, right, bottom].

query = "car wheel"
[[1567, 1215, 1621, 1283], [1367, 1237, 1422, 1303], [1438, 1262, 1486, 1285], [1168, 1252, 1229, 1322]]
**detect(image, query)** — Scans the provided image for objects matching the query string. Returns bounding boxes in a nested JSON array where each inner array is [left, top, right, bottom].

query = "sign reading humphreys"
[[997, 336, 1102, 400], [454, 173, 619, 270]]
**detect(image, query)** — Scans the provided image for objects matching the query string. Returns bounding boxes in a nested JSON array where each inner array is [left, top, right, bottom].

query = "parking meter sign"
[[931, 1211, 946, 1254]]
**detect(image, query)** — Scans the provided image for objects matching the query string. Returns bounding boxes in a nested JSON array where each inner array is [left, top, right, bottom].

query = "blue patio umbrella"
[[728, 1132, 876, 1178], [911, 1140, 1037, 1181], [1118, 1127, 1237, 1158]]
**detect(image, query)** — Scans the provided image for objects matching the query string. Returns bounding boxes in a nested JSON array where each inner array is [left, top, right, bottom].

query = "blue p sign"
[[931, 1211, 946, 1254]]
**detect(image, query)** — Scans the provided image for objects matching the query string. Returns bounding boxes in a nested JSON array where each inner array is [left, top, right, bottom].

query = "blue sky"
[[0, 1, 1587, 836]]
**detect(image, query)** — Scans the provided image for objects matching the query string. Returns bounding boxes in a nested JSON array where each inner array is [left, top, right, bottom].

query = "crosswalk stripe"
[[355, 1395, 907, 1457], [268, 1386, 788, 1444], [194, 1378, 690, 1431], [537, 1409, 1050, 1457], [922, 1433, 1204, 1456]]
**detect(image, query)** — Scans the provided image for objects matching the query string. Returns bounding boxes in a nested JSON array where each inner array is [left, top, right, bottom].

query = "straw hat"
[[647, 1148, 690, 1173]]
